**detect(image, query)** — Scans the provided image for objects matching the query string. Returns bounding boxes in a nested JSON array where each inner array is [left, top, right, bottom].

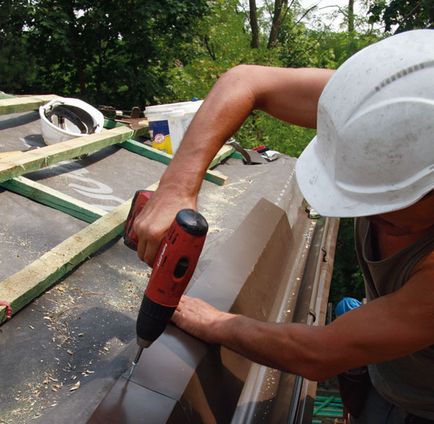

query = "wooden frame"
[[0, 104, 231, 322]]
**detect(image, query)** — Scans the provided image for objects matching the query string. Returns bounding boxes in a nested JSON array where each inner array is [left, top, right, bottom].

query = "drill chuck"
[[136, 296, 175, 347]]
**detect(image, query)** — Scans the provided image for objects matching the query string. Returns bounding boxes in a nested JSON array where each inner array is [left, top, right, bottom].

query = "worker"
[[133, 29, 434, 423]]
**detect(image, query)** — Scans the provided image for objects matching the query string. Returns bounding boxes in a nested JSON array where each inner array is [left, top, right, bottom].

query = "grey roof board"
[[0, 111, 44, 152], [0, 111, 302, 423], [0, 190, 89, 280]]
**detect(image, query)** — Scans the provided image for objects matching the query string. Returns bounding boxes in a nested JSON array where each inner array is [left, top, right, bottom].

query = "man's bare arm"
[[173, 254, 434, 381], [134, 65, 334, 264]]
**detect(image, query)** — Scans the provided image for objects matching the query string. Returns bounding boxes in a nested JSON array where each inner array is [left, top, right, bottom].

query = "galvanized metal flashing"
[[88, 198, 339, 423]]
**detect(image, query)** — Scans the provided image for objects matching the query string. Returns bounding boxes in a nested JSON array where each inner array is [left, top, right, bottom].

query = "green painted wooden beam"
[[104, 118, 149, 138], [0, 95, 59, 115], [104, 118, 119, 129], [0, 126, 133, 184], [121, 139, 171, 164], [120, 139, 228, 186], [0, 176, 106, 223], [230, 151, 245, 161], [208, 145, 235, 169], [0, 199, 131, 324], [314, 396, 334, 414]]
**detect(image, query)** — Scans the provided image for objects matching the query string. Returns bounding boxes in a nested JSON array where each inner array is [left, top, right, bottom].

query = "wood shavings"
[[69, 381, 80, 392]]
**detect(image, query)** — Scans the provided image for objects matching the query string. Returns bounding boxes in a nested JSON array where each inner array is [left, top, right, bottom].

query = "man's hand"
[[172, 295, 235, 344], [132, 187, 196, 265]]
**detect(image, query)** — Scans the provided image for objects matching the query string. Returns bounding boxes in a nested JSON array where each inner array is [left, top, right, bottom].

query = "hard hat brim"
[[295, 136, 407, 218]]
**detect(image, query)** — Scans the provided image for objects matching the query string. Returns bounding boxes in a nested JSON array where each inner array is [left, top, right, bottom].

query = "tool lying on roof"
[[124, 190, 208, 377], [226, 140, 280, 164]]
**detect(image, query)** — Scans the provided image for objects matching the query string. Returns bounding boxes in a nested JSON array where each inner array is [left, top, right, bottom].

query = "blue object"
[[335, 297, 362, 317]]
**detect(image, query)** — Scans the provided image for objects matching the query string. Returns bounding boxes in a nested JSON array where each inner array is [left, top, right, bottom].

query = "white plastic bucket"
[[39, 97, 104, 145], [145, 100, 202, 154]]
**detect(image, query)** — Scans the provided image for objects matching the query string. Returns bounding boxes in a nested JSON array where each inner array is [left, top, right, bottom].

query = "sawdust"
[[3, 262, 144, 422], [3, 370, 65, 423], [0, 232, 42, 280], [199, 176, 253, 234], [95, 264, 150, 312], [1, 282, 108, 423], [0, 231, 40, 254]]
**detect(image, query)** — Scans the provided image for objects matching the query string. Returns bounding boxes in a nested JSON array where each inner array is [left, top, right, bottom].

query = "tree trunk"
[[267, 0, 288, 49], [347, 0, 357, 55], [348, 0, 355, 34], [249, 0, 260, 48]]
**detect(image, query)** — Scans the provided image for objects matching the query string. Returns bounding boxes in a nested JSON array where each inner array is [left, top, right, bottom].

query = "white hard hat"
[[296, 29, 434, 217], [40, 97, 104, 145]]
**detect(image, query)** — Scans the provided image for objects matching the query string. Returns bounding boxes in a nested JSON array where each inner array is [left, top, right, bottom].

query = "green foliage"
[[0, 1, 36, 93], [313, 31, 381, 68], [165, 0, 254, 101], [276, 12, 338, 68], [165, 1, 379, 157], [235, 111, 315, 157], [369, 0, 434, 33], [1, 0, 209, 107], [329, 219, 365, 305]]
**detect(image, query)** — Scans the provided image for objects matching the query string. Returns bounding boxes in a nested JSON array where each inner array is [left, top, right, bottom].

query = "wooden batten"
[[208, 145, 235, 169], [120, 139, 228, 186], [0, 126, 133, 184], [0, 176, 106, 223], [0, 95, 59, 115]]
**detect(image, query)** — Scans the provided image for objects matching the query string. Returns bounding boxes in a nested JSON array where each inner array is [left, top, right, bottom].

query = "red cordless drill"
[[124, 190, 208, 377]]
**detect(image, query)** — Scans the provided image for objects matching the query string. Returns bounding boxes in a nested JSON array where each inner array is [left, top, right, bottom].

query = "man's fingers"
[[130, 189, 198, 265], [143, 241, 159, 267], [136, 239, 147, 263], [134, 217, 166, 265], [178, 296, 189, 304]]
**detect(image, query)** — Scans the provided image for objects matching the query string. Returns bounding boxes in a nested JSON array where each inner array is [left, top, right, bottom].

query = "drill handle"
[[124, 190, 154, 251]]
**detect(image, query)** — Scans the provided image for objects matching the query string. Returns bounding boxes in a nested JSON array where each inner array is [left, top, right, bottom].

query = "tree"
[[267, 0, 288, 48], [0, 1, 35, 93], [245, 0, 314, 50], [1, 0, 208, 107], [249, 0, 260, 48], [369, 0, 434, 33]]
